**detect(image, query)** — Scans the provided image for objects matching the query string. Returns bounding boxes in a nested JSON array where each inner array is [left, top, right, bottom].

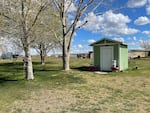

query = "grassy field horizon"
[[0, 56, 150, 113]]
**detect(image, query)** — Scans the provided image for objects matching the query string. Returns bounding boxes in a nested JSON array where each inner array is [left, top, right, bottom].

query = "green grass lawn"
[[0, 57, 150, 113]]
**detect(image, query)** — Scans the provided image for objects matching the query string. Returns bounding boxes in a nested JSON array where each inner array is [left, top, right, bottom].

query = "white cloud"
[[71, 45, 92, 53], [77, 44, 83, 48], [146, 5, 150, 15], [127, 0, 147, 8], [82, 12, 103, 32], [128, 39, 147, 50], [74, 32, 77, 36], [130, 42, 136, 46], [139, 39, 150, 49], [146, 0, 150, 15], [139, 39, 144, 43], [127, 0, 150, 15], [113, 37, 125, 42], [83, 10, 139, 36], [65, 1, 76, 13], [128, 41, 139, 46], [109, 0, 115, 2], [143, 30, 150, 34], [88, 39, 96, 44], [128, 37, 132, 40], [133, 36, 137, 41], [134, 16, 150, 25], [142, 30, 150, 36]]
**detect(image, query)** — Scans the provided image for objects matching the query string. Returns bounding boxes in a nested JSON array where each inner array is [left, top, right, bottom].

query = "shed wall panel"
[[113, 45, 119, 66], [93, 46, 100, 68], [120, 46, 128, 70]]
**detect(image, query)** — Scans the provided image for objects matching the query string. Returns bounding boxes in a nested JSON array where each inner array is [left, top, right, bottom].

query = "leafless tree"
[[31, 6, 62, 65], [52, 0, 106, 70], [33, 37, 61, 65], [0, 36, 23, 54], [140, 40, 150, 50], [0, 0, 49, 80]]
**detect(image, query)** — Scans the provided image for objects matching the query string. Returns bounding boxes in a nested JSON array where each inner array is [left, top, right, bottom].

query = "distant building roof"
[[129, 49, 150, 52]]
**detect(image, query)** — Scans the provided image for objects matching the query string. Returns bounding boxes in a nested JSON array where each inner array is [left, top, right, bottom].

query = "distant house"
[[1, 52, 13, 59], [90, 38, 128, 71], [76, 51, 93, 59], [128, 50, 150, 58]]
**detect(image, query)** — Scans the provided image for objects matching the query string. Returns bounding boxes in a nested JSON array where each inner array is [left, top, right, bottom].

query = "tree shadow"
[[0, 76, 20, 84], [37, 73, 87, 86], [0, 62, 24, 84], [32, 61, 60, 65], [73, 66, 99, 72], [0, 62, 23, 72], [34, 64, 63, 72]]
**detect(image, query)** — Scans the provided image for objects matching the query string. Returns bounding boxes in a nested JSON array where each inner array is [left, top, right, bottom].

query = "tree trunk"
[[24, 46, 34, 80], [40, 44, 46, 65], [62, 49, 70, 71], [61, 1, 72, 71], [62, 36, 70, 70], [40, 54, 45, 65]]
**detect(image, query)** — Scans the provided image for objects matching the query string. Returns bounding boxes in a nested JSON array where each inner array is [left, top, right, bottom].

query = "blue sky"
[[71, 0, 150, 53], [1, 0, 150, 55]]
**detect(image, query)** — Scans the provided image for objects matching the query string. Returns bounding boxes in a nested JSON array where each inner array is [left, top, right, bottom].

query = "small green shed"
[[90, 38, 128, 71]]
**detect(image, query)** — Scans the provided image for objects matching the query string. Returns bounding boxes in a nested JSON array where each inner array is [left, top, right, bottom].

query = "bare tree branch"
[[27, 1, 48, 34]]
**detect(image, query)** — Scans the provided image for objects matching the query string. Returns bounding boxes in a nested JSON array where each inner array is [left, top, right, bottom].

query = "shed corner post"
[[118, 44, 121, 71]]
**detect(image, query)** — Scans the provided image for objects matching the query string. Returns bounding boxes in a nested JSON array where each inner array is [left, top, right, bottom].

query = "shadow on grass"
[[35, 70, 87, 87], [0, 62, 24, 84], [0, 61, 86, 86], [0, 76, 23, 84], [73, 66, 98, 72], [32, 61, 60, 65], [34, 65, 62, 72], [51, 74, 86, 84], [0, 62, 23, 72], [73, 66, 90, 71], [35, 66, 62, 72]]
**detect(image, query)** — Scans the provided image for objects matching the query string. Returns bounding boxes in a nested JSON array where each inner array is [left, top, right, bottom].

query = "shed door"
[[100, 46, 113, 71]]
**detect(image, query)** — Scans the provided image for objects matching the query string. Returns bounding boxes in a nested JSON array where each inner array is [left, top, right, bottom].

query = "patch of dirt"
[[8, 76, 150, 113], [10, 89, 77, 113]]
